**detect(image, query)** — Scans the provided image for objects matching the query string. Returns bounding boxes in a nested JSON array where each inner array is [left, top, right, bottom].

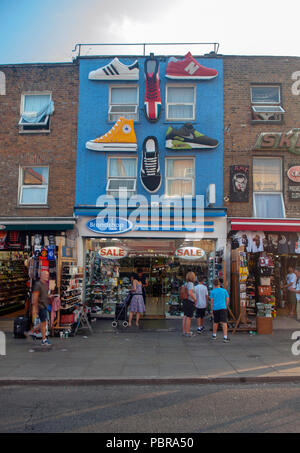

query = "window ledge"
[[17, 205, 49, 209], [19, 130, 51, 134]]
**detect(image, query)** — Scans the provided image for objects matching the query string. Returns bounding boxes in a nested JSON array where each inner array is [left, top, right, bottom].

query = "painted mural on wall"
[[230, 165, 249, 202]]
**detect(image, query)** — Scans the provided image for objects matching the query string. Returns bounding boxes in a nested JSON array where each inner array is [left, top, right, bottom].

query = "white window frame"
[[165, 157, 195, 198], [19, 91, 52, 133], [165, 84, 196, 121], [250, 85, 284, 122], [106, 156, 137, 196], [252, 157, 285, 218], [108, 85, 139, 122], [18, 166, 49, 206]]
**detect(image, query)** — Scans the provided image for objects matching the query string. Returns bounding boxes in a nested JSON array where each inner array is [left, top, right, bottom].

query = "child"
[[210, 278, 230, 343]]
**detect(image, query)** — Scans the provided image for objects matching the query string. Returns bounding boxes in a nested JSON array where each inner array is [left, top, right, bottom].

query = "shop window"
[[165, 84, 196, 121], [106, 157, 137, 197], [253, 157, 285, 218], [19, 92, 54, 133], [108, 85, 139, 122], [165, 158, 195, 197], [19, 166, 49, 205], [250, 85, 285, 123]]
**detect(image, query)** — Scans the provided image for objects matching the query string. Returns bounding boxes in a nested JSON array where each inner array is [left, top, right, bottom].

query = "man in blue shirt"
[[210, 278, 230, 343]]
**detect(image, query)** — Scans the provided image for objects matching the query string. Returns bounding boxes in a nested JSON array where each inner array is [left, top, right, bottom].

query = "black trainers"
[[165, 123, 218, 150], [141, 136, 161, 193], [223, 337, 230, 343]]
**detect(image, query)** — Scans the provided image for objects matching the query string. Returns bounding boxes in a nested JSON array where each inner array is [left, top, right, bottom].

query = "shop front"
[[76, 211, 227, 320], [229, 218, 300, 330], [0, 217, 76, 317]]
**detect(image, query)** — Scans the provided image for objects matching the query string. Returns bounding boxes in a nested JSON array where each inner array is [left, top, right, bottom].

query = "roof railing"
[[72, 42, 220, 58]]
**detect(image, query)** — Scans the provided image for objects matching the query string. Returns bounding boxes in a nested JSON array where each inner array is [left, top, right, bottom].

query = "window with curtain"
[[19, 167, 49, 205], [19, 92, 53, 131], [166, 85, 195, 121], [109, 86, 139, 122], [107, 157, 137, 196], [253, 157, 285, 218], [165, 158, 194, 197]]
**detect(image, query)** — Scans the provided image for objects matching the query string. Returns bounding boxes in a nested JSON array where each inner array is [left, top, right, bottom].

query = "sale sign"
[[175, 246, 205, 260], [99, 246, 128, 259]]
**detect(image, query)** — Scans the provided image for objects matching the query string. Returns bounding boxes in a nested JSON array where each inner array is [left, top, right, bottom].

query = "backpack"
[[179, 284, 188, 300]]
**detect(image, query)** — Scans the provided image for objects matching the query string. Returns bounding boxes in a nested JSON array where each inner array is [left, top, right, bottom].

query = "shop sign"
[[99, 246, 128, 259], [254, 129, 300, 155], [87, 217, 133, 235], [287, 166, 300, 183], [175, 246, 205, 260]]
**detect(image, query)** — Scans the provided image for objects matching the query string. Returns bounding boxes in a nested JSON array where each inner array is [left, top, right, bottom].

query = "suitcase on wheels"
[[14, 316, 30, 338]]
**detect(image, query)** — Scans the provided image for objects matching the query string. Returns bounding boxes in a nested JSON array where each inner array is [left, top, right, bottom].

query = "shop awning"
[[230, 218, 300, 232], [0, 217, 75, 231]]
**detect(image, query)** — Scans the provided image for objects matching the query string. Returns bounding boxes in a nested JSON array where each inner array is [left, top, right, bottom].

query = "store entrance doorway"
[[84, 238, 217, 319]]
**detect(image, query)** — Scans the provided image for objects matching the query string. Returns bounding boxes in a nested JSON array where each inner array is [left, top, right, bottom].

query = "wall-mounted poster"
[[287, 165, 300, 201], [230, 165, 249, 202]]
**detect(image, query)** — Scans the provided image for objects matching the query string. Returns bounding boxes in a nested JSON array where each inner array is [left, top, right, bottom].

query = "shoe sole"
[[166, 74, 218, 80], [165, 139, 218, 149], [89, 73, 139, 80], [86, 142, 137, 151]]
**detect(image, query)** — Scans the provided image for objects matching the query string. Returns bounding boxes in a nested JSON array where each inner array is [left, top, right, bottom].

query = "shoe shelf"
[[0, 255, 28, 311]]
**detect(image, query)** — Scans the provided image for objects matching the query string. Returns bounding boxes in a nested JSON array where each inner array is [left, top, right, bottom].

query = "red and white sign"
[[287, 166, 300, 183], [175, 246, 205, 260], [99, 246, 128, 259]]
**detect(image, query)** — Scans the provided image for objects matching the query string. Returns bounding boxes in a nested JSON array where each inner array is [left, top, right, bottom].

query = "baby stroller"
[[111, 292, 132, 328]]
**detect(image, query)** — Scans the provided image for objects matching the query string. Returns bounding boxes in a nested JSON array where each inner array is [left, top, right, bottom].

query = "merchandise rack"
[[0, 252, 28, 315]]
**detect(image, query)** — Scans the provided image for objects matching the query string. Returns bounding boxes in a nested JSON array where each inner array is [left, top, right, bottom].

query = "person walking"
[[25, 271, 51, 346], [128, 275, 145, 327], [285, 266, 297, 317], [182, 271, 196, 337], [195, 276, 209, 334], [210, 278, 230, 343]]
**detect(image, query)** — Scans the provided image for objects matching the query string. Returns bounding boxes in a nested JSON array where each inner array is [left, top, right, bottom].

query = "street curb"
[[1, 376, 300, 385]]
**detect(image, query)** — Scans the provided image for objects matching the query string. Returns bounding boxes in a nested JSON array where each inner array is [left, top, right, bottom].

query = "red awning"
[[230, 218, 300, 232]]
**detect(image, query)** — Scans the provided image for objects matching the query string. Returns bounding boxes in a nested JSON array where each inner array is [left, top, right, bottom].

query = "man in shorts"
[[195, 276, 208, 333], [285, 266, 297, 317], [210, 278, 230, 343], [26, 271, 51, 346]]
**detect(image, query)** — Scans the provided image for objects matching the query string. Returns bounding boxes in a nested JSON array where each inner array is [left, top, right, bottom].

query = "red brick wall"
[[0, 63, 79, 217], [223, 56, 300, 218]]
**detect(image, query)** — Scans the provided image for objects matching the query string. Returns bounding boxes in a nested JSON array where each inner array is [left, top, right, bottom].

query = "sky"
[[1, 0, 300, 64]]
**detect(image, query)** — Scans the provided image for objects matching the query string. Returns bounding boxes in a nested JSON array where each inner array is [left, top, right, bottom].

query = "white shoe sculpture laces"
[[89, 58, 139, 80]]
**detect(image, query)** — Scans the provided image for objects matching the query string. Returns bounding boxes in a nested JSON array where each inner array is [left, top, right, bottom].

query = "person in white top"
[[285, 266, 297, 317], [195, 276, 209, 333], [290, 266, 300, 320]]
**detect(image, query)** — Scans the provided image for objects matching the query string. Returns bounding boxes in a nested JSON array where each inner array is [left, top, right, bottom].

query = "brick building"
[[223, 56, 300, 323], [0, 62, 79, 314]]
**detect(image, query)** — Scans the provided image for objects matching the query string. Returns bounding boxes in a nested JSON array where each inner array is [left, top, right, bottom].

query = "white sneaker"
[[89, 58, 139, 80]]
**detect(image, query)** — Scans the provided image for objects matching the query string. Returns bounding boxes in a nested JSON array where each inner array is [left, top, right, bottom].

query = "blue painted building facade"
[[75, 54, 224, 211]]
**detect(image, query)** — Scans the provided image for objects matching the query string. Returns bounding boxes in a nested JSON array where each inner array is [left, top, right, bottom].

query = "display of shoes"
[[140, 136, 161, 193], [165, 123, 218, 150], [166, 52, 218, 80], [88, 58, 139, 80], [86, 117, 137, 151], [144, 55, 162, 123]]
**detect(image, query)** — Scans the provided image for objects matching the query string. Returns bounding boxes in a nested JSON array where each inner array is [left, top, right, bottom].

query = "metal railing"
[[72, 42, 220, 58]]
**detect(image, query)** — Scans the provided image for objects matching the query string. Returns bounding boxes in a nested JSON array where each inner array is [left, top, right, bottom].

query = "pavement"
[[1, 316, 300, 384]]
